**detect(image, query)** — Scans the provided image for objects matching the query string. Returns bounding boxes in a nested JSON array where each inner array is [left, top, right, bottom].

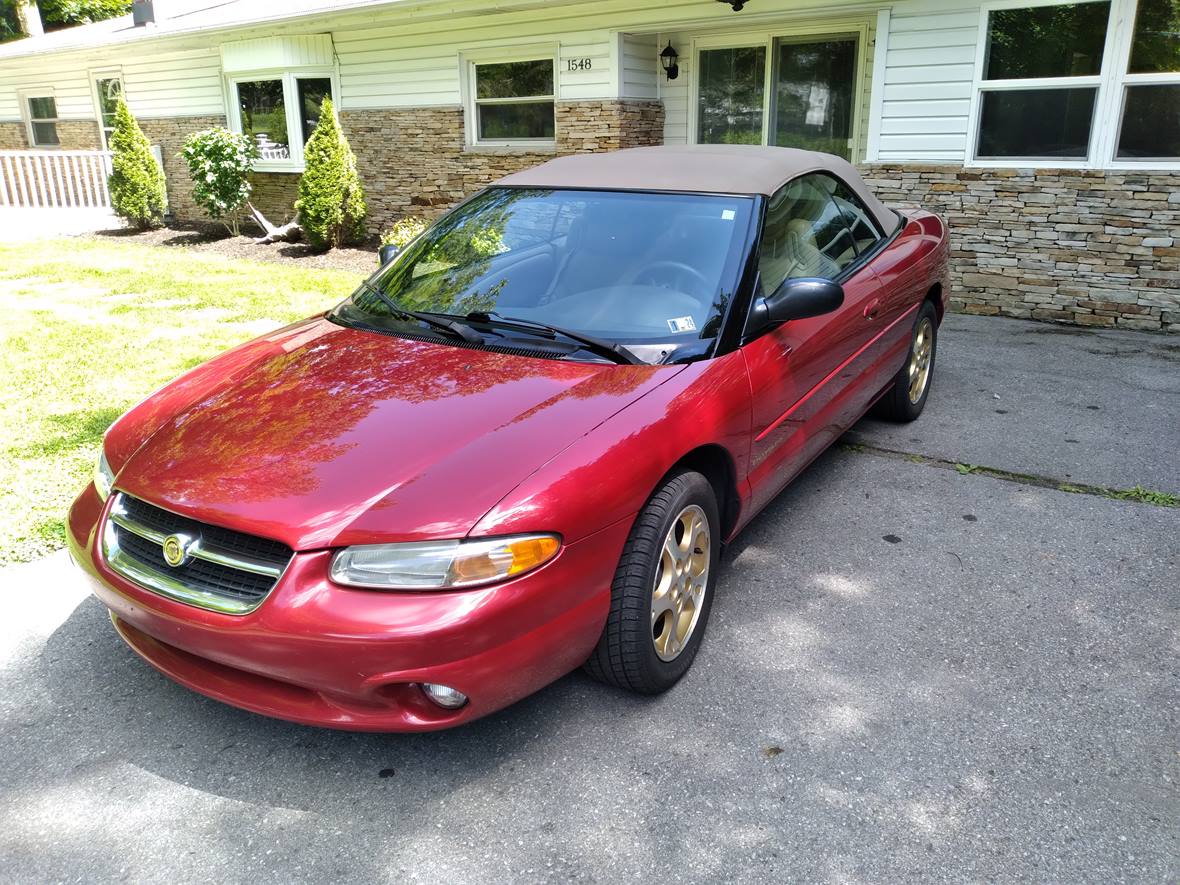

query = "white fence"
[[0, 149, 114, 209]]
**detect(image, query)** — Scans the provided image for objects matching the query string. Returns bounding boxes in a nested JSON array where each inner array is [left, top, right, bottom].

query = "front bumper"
[[67, 485, 628, 731]]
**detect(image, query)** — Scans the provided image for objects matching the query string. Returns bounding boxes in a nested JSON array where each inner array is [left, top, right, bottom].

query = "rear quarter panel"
[[873, 210, 950, 326]]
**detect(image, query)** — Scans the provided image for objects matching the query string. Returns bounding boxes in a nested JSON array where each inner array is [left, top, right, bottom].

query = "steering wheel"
[[631, 261, 711, 299]]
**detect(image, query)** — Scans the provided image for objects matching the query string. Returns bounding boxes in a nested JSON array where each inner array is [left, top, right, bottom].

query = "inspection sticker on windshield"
[[721, 209, 736, 220], [667, 316, 697, 333]]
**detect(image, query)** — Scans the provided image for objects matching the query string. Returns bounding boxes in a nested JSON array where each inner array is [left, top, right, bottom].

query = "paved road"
[[1, 315, 1176, 883]]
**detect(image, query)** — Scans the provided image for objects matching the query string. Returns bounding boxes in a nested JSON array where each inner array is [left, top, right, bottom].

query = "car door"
[[741, 173, 888, 514]]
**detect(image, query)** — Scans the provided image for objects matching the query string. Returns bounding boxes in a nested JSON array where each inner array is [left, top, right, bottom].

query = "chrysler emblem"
[[161, 533, 194, 568]]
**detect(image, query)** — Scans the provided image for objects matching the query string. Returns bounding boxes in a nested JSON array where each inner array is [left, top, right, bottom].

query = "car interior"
[[757, 173, 883, 295]]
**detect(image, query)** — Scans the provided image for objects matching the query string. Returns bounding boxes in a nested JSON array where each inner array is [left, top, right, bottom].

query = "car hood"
[[114, 318, 682, 549]]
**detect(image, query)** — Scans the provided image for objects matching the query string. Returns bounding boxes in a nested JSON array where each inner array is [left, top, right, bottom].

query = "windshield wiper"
[[466, 311, 641, 366], [358, 282, 484, 345]]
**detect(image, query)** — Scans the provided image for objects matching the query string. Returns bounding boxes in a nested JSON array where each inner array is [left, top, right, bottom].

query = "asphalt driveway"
[[1, 314, 1176, 883]]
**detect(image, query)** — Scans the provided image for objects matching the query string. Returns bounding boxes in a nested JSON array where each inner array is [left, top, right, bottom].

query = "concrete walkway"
[[0, 314, 1176, 883], [0, 207, 119, 242]]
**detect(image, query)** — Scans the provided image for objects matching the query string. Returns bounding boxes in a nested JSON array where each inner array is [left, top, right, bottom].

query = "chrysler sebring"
[[68, 145, 949, 731]]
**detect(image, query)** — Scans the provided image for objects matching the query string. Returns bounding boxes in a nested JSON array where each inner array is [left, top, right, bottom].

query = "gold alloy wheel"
[[651, 504, 710, 662], [907, 317, 934, 404]]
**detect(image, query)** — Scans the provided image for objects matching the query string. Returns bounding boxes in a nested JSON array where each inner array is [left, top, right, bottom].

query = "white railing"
[[0, 149, 114, 209]]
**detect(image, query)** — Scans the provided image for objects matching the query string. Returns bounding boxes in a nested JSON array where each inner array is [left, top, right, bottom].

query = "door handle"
[[863, 298, 881, 320]]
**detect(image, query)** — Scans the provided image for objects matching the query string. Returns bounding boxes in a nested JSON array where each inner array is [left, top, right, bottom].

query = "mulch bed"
[[89, 221, 379, 275]]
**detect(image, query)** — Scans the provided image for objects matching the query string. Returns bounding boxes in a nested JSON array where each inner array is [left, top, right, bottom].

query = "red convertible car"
[[68, 145, 949, 731]]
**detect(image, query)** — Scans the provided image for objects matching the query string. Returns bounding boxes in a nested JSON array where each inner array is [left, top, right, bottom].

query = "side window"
[[828, 177, 883, 254], [758, 173, 857, 293]]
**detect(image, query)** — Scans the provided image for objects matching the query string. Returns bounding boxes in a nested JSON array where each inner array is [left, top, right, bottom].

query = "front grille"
[[119, 494, 292, 563], [102, 493, 293, 615]]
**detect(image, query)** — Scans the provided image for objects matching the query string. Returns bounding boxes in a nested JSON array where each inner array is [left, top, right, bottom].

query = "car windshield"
[[331, 187, 756, 362]]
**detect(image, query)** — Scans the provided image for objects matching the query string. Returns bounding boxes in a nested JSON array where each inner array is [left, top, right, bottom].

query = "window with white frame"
[[970, 0, 1180, 166], [468, 57, 556, 145], [974, 1, 1112, 161], [1114, 0, 1180, 161], [229, 71, 334, 169], [25, 94, 60, 147], [93, 74, 123, 150]]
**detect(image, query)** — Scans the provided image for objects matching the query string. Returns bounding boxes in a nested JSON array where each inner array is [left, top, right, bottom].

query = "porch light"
[[717, 0, 747, 10], [660, 42, 680, 80]]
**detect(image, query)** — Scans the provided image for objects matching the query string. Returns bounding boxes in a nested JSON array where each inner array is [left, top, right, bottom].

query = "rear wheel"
[[584, 470, 720, 694], [874, 301, 938, 422]]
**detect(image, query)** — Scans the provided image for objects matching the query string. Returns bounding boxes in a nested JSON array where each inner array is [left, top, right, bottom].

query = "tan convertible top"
[[497, 144, 901, 232]]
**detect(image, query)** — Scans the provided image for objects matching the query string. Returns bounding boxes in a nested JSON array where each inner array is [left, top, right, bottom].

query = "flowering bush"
[[181, 127, 259, 236]]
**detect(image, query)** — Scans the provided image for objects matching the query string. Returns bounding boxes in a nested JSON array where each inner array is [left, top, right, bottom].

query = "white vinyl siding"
[[620, 33, 659, 99], [120, 48, 224, 118], [874, 3, 981, 161], [0, 61, 92, 121], [333, 22, 613, 109], [221, 35, 335, 72], [0, 46, 222, 123]]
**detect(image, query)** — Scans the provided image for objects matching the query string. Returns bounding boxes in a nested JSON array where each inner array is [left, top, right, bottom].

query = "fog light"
[[420, 682, 468, 709]]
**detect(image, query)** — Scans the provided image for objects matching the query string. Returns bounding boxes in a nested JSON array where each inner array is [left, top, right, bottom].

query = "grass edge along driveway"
[[0, 236, 365, 566]]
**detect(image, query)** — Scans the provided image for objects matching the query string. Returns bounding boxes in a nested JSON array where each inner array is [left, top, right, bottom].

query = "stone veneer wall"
[[55, 121, 103, 150], [137, 115, 227, 221], [340, 99, 665, 230], [861, 165, 1180, 332], [0, 120, 101, 150], [249, 173, 301, 225], [0, 122, 25, 149]]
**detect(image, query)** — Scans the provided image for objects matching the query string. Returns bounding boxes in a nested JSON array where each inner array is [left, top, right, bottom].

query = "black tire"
[[874, 301, 939, 422], [584, 470, 720, 694]]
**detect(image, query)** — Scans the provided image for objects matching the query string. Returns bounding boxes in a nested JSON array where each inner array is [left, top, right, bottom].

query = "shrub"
[[380, 216, 428, 249], [181, 127, 259, 236], [107, 99, 166, 230], [295, 98, 368, 251]]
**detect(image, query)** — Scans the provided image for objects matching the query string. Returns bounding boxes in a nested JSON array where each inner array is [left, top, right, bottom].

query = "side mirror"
[[748, 277, 844, 333], [378, 243, 401, 266]]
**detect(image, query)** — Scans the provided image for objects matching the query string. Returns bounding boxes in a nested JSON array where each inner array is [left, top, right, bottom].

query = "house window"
[[94, 75, 123, 150], [1114, 0, 1180, 160], [698, 46, 766, 145], [27, 95, 60, 147], [973, 1, 1111, 160], [694, 31, 864, 160], [228, 71, 337, 170], [470, 58, 555, 144]]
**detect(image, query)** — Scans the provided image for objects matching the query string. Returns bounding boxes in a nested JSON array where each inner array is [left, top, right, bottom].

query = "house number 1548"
[[566, 58, 592, 71]]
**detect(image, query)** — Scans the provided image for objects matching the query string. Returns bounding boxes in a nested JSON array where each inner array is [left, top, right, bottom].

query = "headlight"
[[329, 534, 560, 590], [94, 450, 115, 502]]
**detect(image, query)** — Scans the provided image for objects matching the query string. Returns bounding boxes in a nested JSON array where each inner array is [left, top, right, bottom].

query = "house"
[[0, 0, 1177, 331]]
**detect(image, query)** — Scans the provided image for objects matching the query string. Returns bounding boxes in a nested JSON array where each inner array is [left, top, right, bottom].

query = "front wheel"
[[874, 301, 938, 422], [584, 470, 720, 694]]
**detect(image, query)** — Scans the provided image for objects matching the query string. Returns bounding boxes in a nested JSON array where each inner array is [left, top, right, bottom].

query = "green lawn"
[[0, 237, 365, 566]]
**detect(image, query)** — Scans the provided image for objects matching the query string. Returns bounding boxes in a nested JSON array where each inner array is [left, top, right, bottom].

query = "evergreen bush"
[[107, 99, 166, 230], [295, 98, 367, 251]]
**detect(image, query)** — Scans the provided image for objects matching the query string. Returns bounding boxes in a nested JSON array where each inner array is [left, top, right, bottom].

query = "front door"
[[696, 34, 860, 160], [771, 38, 858, 159]]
